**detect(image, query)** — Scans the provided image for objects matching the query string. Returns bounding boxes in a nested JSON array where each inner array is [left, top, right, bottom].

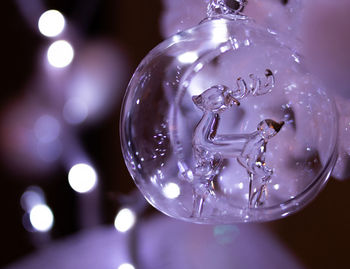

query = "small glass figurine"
[[191, 69, 283, 216]]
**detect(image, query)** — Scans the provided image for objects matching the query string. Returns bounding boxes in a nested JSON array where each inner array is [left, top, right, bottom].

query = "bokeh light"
[[63, 98, 89, 125], [118, 263, 135, 269], [47, 40, 74, 68], [34, 115, 61, 143], [20, 187, 45, 212], [29, 204, 54, 232], [33, 114, 62, 163], [38, 10, 65, 37], [114, 208, 136, 233], [68, 163, 97, 193], [162, 182, 180, 199], [36, 139, 62, 163], [62, 40, 129, 124]]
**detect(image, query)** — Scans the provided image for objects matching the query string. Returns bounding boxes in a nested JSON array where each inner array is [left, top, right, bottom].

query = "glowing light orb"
[[118, 263, 135, 269], [47, 40, 74, 68], [29, 204, 54, 232], [38, 10, 65, 37], [162, 182, 181, 199], [114, 208, 136, 233], [68, 163, 97, 193]]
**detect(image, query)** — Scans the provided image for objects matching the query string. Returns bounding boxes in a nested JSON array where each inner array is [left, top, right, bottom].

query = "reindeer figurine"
[[191, 85, 242, 217], [191, 69, 283, 217], [237, 119, 284, 208]]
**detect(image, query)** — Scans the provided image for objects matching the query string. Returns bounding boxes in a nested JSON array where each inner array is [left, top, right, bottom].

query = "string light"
[[38, 10, 65, 37], [118, 263, 135, 269], [47, 40, 74, 68], [20, 187, 45, 212], [68, 163, 98, 193], [162, 182, 181, 199], [29, 204, 54, 232], [34, 115, 61, 143], [114, 208, 136, 233]]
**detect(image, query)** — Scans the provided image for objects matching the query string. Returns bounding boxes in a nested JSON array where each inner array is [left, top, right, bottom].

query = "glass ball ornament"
[[120, 1, 338, 223]]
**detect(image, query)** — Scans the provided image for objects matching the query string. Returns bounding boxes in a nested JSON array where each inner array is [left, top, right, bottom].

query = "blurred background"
[[1, 0, 350, 268]]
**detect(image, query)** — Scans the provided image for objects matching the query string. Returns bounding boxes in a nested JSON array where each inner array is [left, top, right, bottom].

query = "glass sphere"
[[120, 16, 337, 223]]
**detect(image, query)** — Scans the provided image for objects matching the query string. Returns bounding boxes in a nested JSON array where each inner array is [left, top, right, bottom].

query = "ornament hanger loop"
[[207, 0, 248, 17]]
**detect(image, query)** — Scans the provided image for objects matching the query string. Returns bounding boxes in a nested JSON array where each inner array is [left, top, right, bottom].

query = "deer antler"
[[231, 69, 275, 99]]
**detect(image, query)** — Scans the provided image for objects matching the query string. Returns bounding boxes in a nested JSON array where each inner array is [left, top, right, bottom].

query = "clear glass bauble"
[[120, 15, 338, 223]]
